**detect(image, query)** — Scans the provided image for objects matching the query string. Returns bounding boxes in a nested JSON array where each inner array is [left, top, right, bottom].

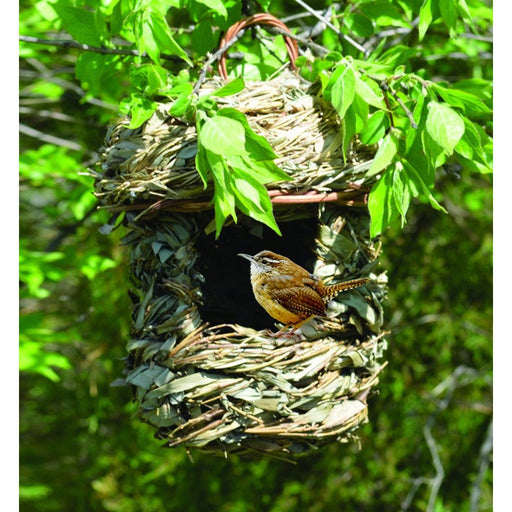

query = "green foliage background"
[[19, 0, 492, 511]]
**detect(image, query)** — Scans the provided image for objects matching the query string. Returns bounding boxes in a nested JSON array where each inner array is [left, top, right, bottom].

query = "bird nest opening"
[[94, 67, 388, 458]]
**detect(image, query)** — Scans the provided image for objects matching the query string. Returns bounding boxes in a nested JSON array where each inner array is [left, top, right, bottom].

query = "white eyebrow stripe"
[[260, 257, 282, 264]]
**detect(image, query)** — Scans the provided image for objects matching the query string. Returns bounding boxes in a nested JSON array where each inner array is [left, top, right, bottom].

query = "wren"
[[238, 250, 370, 335]]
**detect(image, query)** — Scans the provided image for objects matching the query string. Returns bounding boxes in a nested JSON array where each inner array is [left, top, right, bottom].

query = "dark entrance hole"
[[195, 214, 319, 329]]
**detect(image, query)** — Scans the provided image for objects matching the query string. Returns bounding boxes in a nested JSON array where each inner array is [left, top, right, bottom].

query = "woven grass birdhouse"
[[94, 14, 388, 458]]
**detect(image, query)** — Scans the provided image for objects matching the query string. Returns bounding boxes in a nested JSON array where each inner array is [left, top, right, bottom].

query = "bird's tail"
[[323, 277, 371, 300]]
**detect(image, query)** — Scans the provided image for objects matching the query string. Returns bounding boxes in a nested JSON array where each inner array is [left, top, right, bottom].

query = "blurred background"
[[19, 0, 492, 510]]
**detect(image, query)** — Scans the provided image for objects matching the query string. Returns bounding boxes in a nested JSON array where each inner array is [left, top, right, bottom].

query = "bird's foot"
[[264, 327, 303, 341]]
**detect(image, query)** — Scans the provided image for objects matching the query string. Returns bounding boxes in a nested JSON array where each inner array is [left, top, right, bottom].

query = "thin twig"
[[20, 65, 118, 112], [267, 25, 330, 57], [424, 51, 492, 62], [379, 80, 418, 129], [469, 419, 493, 512], [19, 106, 86, 123], [292, 0, 368, 56], [303, 4, 336, 39], [363, 18, 419, 53], [402, 366, 484, 510], [423, 425, 445, 512], [19, 35, 186, 63], [192, 28, 247, 93], [19, 123, 82, 151]]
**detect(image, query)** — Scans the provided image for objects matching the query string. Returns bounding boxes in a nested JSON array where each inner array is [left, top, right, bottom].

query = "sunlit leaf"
[[368, 131, 399, 176], [329, 64, 356, 119], [426, 101, 465, 155], [199, 114, 247, 156], [52, 3, 102, 46]]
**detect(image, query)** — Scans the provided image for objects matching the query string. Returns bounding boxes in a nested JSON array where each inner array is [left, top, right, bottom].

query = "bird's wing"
[[269, 285, 326, 318]]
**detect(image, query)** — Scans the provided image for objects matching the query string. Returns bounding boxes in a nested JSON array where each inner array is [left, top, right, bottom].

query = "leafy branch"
[[195, 97, 292, 237], [20, 0, 492, 240]]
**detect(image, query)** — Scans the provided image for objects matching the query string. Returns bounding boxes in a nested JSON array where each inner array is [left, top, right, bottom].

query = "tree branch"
[[379, 80, 418, 129], [19, 123, 82, 151], [266, 25, 330, 57], [19, 35, 186, 63], [19, 106, 86, 124], [469, 419, 493, 512], [292, 0, 369, 56], [423, 425, 445, 512], [20, 61, 118, 112]]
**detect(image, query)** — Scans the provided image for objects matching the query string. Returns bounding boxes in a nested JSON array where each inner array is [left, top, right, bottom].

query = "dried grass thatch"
[[95, 69, 376, 217], [95, 68, 388, 458]]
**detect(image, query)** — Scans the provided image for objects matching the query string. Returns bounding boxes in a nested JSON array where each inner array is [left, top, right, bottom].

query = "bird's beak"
[[238, 253, 254, 262]]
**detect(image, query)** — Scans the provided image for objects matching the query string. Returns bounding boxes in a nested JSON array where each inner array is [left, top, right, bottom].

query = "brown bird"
[[238, 250, 370, 336]]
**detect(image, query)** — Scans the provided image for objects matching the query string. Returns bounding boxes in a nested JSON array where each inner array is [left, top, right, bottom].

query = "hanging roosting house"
[[94, 14, 388, 458]]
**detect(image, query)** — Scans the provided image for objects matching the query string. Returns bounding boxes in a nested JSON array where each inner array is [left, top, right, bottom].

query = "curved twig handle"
[[217, 13, 299, 80]]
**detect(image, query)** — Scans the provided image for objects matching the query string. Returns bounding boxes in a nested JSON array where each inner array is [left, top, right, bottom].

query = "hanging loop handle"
[[217, 13, 299, 80]]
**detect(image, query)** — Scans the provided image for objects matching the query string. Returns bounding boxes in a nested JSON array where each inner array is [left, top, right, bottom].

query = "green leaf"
[[191, 19, 218, 56], [170, 94, 193, 117], [439, 0, 458, 36], [120, 93, 158, 129], [421, 130, 446, 169], [129, 63, 168, 95], [19, 484, 51, 500], [76, 53, 122, 97], [199, 114, 247, 156], [456, 0, 475, 25], [359, 110, 389, 145], [368, 168, 400, 238], [454, 118, 482, 160], [354, 76, 385, 110], [195, 107, 289, 236], [228, 155, 289, 185], [403, 160, 447, 212], [231, 168, 281, 235], [20, 316, 73, 383], [210, 78, 245, 97], [405, 92, 426, 153], [431, 84, 491, 115], [368, 131, 399, 176], [110, 0, 125, 35], [359, 1, 412, 28], [53, 3, 102, 46], [455, 119, 492, 172], [216, 108, 280, 162], [329, 64, 356, 119], [70, 191, 96, 221], [140, 15, 160, 63], [20, 144, 82, 183], [418, 0, 435, 40], [341, 107, 357, 162], [207, 153, 238, 236], [375, 45, 417, 68], [351, 93, 369, 132], [193, 0, 228, 17], [20, 250, 65, 299], [195, 144, 210, 188], [426, 101, 465, 155], [343, 13, 374, 38], [148, 10, 192, 66], [391, 163, 411, 224]]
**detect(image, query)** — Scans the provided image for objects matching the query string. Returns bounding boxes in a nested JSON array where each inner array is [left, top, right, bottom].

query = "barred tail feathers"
[[322, 277, 371, 301]]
